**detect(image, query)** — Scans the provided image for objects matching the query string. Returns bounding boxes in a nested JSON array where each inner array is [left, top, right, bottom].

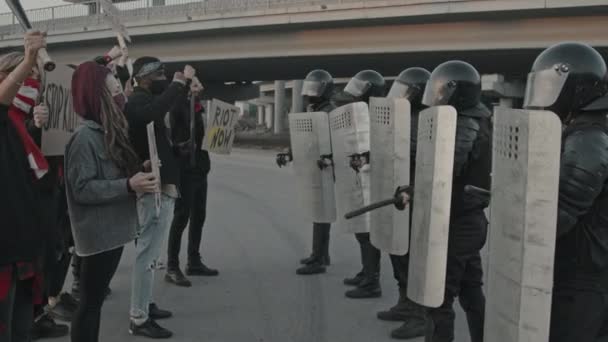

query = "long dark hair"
[[99, 86, 140, 175]]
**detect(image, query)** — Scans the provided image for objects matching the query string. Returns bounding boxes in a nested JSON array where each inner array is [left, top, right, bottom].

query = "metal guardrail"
[[0, 0, 385, 38]]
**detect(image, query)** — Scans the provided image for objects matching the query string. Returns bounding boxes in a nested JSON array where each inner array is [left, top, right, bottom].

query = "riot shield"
[[369, 97, 411, 255], [288, 112, 337, 223], [329, 102, 371, 234], [483, 108, 561, 342], [407, 106, 457, 308]]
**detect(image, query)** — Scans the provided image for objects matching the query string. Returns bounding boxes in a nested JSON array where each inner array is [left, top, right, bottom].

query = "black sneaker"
[[165, 268, 192, 287], [129, 319, 173, 339], [31, 314, 69, 340], [186, 259, 219, 277], [59, 293, 79, 311], [149, 303, 173, 320], [47, 295, 77, 322]]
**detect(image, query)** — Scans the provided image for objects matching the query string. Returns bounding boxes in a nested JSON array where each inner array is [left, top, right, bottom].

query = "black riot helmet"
[[387, 67, 431, 106], [302, 69, 334, 101], [343, 70, 386, 100], [422, 61, 481, 111], [523, 42, 607, 118]]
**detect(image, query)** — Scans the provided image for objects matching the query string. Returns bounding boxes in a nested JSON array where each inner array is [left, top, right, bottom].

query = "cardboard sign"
[[41, 64, 80, 156], [99, 0, 131, 43], [146, 122, 161, 217], [203, 99, 240, 154]]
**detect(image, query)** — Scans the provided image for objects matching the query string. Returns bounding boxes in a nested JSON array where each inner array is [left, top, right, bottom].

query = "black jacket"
[[0, 105, 43, 265], [553, 112, 608, 288], [451, 103, 493, 217], [170, 98, 211, 175], [125, 83, 188, 187]]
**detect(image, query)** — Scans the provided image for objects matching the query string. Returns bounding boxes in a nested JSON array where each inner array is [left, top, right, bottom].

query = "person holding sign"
[[0, 30, 47, 342], [125, 57, 193, 339], [65, 61, 158, 342], [166, 77, 217, 287]]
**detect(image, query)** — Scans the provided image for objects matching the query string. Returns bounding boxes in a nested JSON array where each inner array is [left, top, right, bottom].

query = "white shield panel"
[[407, 106, 457, 308], [483, 108, 561, 342], [288, 112, 337, 223], [329, 102, 371, 234], [369, 97, 411, 255]]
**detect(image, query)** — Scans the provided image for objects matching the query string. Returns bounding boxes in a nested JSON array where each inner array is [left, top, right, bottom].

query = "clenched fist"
[[33, 104, 49, 128]]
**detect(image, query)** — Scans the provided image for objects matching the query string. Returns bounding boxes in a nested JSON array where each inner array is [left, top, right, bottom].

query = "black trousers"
[[355, 233, 381, 276], [34, 188, 70, 318], [390, 254, 409, 289], [0, 268, 34, 342], [549, 285, 608, 342], [71, 247, 123, 342], [426, 212, 487, 342], [167, 171, 208, 269]]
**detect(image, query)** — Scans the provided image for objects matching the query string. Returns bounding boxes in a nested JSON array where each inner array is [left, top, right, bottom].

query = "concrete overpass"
[[0, 0, 606, 81], [0, 0, 605, 132]]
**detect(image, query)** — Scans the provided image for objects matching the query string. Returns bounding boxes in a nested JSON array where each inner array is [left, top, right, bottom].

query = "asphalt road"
[[56, 148, 472, 342]]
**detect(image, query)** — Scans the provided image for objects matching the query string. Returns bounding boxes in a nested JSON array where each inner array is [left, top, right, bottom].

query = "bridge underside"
[[167, 48, 608, 82]]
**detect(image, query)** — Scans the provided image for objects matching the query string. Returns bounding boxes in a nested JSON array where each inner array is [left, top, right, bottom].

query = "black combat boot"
[[344, 239, 366, 286], [345, 240, 381, 298], [378, 287, 413, 321], [297, 223, 328, 275], [390, 299, 428, 339]]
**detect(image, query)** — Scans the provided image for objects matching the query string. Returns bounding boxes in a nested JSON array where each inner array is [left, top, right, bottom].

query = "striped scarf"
[[8, 78, 48, 179]]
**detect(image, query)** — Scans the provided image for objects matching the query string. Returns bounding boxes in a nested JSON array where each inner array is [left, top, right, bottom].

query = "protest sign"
[[41, 64, 79, 156], [203, 99, 240, 154]]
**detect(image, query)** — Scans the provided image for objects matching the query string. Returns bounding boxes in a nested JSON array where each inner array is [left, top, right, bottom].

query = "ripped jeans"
[[130, 193, 175, 324]]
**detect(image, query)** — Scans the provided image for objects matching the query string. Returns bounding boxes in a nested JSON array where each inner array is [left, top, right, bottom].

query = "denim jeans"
[[130, 193, 175, 324]]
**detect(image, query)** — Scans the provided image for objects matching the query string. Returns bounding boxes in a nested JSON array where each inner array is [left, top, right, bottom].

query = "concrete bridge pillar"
[[265, 104, 274, 131], [292, 80, 304, 114], [257, 105, 265, 126], [274, 81, 286, 134]]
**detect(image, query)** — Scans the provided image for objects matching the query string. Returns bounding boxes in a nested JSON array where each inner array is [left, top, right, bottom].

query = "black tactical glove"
[[317, 154, 334, 170], [348, 151, 370, 173], [394, 185, 414, 211], [276, 150, 292, 168]]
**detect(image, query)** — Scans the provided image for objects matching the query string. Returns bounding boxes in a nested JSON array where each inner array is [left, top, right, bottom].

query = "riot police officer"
[[336, 70, 387, 299], [277, 69, 336, 275], [377, 67, 431, 339], [523, 42, 608, 342], [420, 61, 492, 342]]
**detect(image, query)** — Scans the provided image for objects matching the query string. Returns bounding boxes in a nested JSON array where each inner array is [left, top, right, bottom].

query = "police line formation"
[[276, 41, 608, 342]]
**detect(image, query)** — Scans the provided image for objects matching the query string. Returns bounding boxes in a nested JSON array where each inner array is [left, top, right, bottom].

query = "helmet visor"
[[302, 80, 326, 97], [344, 78, 370, 98], [523, 66, 569, 109], [387, 82, 418, 100], [422, 80, 455, 107]]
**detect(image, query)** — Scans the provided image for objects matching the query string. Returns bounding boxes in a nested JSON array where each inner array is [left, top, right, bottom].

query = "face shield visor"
[[344, 77, 371, 98], [523, 64, 570, 109], [387, 81, 420, 100], [301, 80, 327, 97], [422, 79, 456, 107]]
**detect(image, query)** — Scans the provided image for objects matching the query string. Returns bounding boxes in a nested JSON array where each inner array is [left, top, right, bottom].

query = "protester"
[[165, 77, 217, 287], [125, 57, 194, 338], [70, 44, 133, 304], [0, 30, 47, 342], [65, 61, 159, 342]]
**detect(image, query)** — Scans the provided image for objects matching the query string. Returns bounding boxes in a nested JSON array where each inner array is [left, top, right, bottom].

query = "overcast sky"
[[0, 0, 68, 13]]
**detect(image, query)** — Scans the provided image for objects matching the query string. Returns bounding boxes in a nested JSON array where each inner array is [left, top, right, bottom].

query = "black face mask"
[[150, 79, 171, 95]]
